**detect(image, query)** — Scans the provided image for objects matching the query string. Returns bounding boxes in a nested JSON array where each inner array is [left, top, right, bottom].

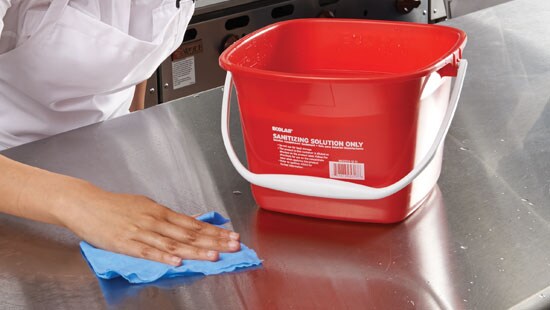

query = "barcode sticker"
[[329, 161, 365, 180]]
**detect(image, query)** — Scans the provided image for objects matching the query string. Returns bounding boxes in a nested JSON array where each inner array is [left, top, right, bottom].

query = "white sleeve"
[[0, 0, 12, 34]]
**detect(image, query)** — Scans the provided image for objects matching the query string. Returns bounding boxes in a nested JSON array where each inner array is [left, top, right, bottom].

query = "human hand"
[[1, 155, 240, 266], [55, 181, 240, 266]]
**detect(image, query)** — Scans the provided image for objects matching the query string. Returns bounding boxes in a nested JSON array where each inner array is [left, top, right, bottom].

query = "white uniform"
[[0, 0, 194, 150]]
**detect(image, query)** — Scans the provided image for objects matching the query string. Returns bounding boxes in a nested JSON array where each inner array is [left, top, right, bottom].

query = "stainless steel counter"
[[1, 0, 550, 308]]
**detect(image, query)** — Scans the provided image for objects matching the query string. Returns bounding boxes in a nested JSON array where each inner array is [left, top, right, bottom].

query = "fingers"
[[69, 190, 244, 266], [122, 240, 183, 266], [152, 222, 241, 253], [165, 210, 240, 242], [134, 231, 220, 263]]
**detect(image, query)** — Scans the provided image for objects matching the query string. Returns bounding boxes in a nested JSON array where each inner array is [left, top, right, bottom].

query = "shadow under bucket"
[[219, 19, 467, 223]]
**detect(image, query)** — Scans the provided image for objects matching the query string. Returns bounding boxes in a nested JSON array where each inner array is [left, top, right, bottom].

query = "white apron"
[[0, 0, 195, 150]]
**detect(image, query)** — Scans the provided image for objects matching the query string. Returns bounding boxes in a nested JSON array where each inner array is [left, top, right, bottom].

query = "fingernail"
[[171, 256, 182, 266], [207, 250, 218, 259], [229, 232, 240, 240], [228, 240, 240, 249]]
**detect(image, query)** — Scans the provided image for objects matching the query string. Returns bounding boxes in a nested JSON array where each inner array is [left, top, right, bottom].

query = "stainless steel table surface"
[[1, 0, 549, 309]]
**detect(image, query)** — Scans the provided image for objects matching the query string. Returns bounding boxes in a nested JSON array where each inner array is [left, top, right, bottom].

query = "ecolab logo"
[[272, 126, 293, 134]]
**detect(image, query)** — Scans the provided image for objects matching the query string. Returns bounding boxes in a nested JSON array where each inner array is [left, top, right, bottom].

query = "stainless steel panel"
[[160, 1, 302, 102], [430, 0, 449, 21], [159, 0, 428, 102], [2, 0, 549, 308], [144, 71, 159, 109], [449, 0, 514, 17], [195, 0, 272, 15]]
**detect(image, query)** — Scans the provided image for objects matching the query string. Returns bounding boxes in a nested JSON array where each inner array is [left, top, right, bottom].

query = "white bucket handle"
[[221, 60, 468, 200]]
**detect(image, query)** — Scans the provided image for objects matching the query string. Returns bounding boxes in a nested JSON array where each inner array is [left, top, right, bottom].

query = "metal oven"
[[145, 0, 449, 106]]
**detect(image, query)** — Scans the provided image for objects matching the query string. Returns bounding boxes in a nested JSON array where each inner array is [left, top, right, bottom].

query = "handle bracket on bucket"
[[438, 49, 463, 77], [221, 60, 468, 200]]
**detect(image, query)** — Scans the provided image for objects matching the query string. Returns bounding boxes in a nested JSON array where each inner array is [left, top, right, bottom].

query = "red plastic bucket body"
[[220, 19, 466, 223]]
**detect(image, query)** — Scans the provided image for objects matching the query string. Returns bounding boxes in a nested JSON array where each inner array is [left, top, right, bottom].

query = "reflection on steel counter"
[[94, 187, 460, 309], [248, 186, 460, 309], [154, 0, 445, 103]]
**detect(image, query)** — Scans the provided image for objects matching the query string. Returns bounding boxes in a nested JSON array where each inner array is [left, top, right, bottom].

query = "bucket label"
[[272, 126, 365, 179], [277, 144, 329, 169]]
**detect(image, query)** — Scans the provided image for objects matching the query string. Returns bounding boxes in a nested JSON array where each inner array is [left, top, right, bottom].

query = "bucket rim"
[[219, 18, 467, 82]]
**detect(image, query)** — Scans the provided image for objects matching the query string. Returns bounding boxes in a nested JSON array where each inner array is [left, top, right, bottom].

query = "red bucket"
[[219, 19, 467, 223]]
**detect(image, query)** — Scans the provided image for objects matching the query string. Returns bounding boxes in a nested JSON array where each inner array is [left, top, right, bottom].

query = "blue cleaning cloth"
[[80, 212, 262, 284]]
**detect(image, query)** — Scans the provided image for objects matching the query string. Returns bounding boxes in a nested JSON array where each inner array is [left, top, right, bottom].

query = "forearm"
[[0, 154, 240, 265], [130, 80, 147, 111], [0, 154, 92, 227]]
